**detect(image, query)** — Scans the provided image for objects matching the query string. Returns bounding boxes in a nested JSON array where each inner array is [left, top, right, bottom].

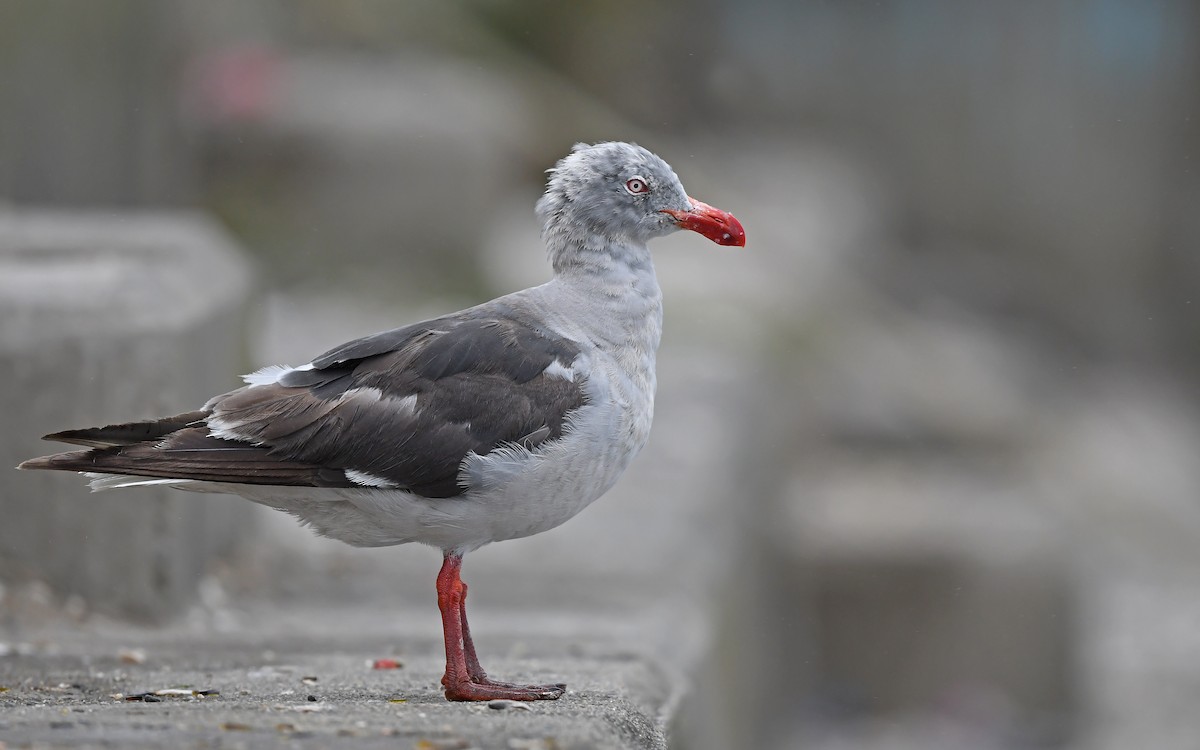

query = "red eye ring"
[[625, 176, 649, 195]]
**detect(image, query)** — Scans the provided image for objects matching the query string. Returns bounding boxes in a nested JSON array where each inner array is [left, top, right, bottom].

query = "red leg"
[[459, 578, 567, 694], [458, 578, 489, 682], [436, 553, 565, 701]]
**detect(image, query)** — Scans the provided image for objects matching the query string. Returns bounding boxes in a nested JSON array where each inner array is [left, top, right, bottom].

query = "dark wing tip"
[[41, 430, 101, 448], [39, 412, 210, 448]]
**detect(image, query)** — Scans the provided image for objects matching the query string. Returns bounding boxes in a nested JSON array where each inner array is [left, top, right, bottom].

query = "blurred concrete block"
[[1029, 371, 1200, 563], [192, 51, 534, 294], [802, 306, 1045, 447], [769, 460, 1076, 739], [0, 209, 255, 621]]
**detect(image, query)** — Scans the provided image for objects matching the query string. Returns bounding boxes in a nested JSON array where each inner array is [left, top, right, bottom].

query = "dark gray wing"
[[25, 308, 587, 497], [206, 308, 586, 497]]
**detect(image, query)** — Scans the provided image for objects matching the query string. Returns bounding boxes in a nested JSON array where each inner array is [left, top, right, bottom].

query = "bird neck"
[[544, 220, 636, 269], [540, 229, 663, 362], [545, 228, 658, 297]]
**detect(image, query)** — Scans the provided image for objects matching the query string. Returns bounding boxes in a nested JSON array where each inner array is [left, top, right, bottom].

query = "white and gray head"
[[536, 142, 745, 270]]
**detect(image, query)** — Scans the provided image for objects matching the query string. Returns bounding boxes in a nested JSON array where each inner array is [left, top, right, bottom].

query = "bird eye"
[[624, 177, 649, 195]]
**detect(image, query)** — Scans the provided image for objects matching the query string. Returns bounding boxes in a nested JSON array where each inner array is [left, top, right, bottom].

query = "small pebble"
[[371, 658, 402, 670], [306, 694, 318, 702]]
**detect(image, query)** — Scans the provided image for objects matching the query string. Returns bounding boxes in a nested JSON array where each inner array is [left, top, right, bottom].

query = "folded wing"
[[23, 307, 587, 499]]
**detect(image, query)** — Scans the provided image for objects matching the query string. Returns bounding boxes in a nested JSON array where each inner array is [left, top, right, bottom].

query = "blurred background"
[[2, 1, 1199, 748]]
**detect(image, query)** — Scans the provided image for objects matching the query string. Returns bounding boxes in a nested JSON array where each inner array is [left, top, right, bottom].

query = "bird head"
[[536, 142, 746, 250]]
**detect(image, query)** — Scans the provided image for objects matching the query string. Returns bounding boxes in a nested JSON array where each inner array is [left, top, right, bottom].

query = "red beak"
[[661, 198, 746, 247]]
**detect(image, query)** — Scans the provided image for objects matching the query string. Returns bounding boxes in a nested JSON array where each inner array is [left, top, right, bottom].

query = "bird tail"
[[17, 451, 183, 491], [18, 411, 209, 490]]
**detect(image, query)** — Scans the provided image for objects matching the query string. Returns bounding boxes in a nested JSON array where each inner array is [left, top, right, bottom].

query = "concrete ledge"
[[0, 208, 256, 621]]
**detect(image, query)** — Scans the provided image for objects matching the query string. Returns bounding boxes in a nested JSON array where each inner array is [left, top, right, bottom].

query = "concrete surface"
[[0, 209, 256, 622], [0, 604, 675, 749]]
